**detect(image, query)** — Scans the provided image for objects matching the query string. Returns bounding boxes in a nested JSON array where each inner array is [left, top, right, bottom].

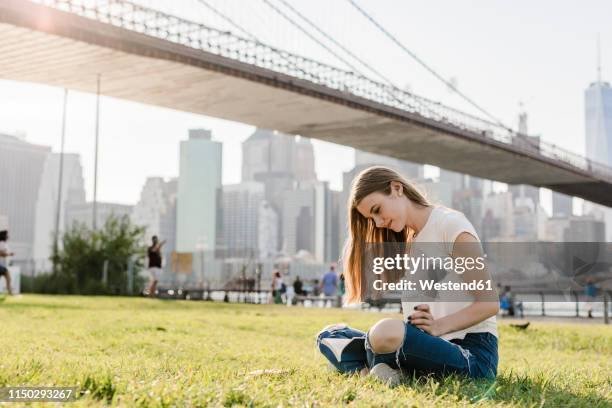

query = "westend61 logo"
[[362, 242, 612, 302]]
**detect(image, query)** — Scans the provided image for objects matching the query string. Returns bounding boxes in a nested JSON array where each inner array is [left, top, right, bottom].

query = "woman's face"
[[356, 184, 407, 233]]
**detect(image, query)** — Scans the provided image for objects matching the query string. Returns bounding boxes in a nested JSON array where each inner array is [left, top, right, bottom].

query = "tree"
[[40, 214, 146, 295]]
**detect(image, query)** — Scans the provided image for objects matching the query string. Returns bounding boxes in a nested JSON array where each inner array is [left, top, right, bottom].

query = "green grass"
[[0, 295, 610, 407]]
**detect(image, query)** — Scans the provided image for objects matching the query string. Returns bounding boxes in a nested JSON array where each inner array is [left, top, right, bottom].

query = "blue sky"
[[0, 0, 610, 205]]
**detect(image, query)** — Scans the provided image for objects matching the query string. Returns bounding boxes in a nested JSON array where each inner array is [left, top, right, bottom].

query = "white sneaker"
[[369, 363, 402, 386]]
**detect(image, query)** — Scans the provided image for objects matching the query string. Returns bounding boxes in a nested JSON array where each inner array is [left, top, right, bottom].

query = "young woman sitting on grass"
[[317, 166, 499, 385]]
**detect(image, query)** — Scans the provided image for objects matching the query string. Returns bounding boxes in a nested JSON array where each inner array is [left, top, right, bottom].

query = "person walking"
[[320, 265, 338, 308], [584, 277, 597, 318], [0, 230, 14, 295], [321, 265, 338, 296], [271, 271, 284, 304], [147, 235, 165, 298]]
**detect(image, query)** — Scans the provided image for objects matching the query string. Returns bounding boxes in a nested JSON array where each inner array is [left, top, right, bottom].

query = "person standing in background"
[[271, 270, 284, 304], [293, 276, 304, 296], [337, 273, 346, 307], [584, 277, 597, 319], [147, 235, 165, 298], [321, 264, 338, 297], [0, 230, 14, 295]]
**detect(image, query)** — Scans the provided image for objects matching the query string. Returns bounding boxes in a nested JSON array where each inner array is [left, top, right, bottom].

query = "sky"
[[0, 0, 611, 206]]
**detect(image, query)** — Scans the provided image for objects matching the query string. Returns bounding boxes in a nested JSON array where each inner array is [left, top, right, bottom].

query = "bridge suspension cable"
[[346, 0, 513, 133], [273, 0, 399, 92], [260, 0, 432, 114], [261, 0, 360, 73], [195, 0, 322, 83]]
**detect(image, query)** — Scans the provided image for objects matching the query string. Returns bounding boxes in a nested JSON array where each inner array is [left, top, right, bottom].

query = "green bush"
[[22, 215, 146, 295]]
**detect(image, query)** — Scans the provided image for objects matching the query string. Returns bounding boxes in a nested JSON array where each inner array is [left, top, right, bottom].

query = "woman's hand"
[[408, 304, 442, 337]]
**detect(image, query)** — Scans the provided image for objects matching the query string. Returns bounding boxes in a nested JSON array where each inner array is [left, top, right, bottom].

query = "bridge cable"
[[195, 0, 259, 41], [347, 0, 514, 132], [262, 0, 430, 113], [194, 0, 430, 116], [261, 0, 361, 73], [194, 0, 317, 81], [274, 0, 399, 91]]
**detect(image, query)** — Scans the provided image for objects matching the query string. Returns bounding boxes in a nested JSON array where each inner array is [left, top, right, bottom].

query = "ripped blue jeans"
[[317, 322, 498, 379]]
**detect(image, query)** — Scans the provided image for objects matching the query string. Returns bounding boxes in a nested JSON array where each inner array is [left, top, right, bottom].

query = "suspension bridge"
[[1, 0, 611, 206]]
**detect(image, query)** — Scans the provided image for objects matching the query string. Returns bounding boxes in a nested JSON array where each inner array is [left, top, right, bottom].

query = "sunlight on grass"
[[0, 295, 610, 407]]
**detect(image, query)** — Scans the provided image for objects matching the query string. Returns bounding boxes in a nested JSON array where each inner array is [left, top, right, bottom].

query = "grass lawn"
[[0, 295, 610, 407]]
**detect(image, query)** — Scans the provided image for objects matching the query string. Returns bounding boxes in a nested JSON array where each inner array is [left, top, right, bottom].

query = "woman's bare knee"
[[368, 318, 405, 354]]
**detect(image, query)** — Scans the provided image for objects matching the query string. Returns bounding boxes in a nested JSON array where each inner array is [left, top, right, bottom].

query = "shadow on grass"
[[400, 371, 609, 407]]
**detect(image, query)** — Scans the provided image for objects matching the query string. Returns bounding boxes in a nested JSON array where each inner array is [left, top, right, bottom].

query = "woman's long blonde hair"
[[343, 166, 430, 303]]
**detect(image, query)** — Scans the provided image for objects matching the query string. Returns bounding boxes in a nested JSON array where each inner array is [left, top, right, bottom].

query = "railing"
[[27, 0, 612, 182]]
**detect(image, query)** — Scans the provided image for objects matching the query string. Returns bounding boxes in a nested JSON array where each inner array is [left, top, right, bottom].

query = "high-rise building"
[[421, 174, 451, 207], [132, 177, 177, 252], [242, 129, 316, 184], [563, 216, 606, 242], [585, 80, 612, 166], [294, 137, 317, 183], [282, 181, 332, 262], [0, 133, 50, 262], [583, 63, 612, 241], [509, 111, 541, 208], [482, 191, 514, 240], [65, 202, 134, 229], [439, 169, 484, 234], [258, 201, 278, 260], [176, 129, 222, 252], [32, 153, 86, 271], [355, 150, 423, 180], [219, 182, 264, 258], [241, 129, 317, 250], [329, 190, 342, 263], [552, 192, 573, 217], [547, 215, 605, 242], [338, 165, 370, 258]]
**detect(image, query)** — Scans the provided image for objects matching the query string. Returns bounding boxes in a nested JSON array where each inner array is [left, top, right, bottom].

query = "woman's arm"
[[409, 232, 499, 336]]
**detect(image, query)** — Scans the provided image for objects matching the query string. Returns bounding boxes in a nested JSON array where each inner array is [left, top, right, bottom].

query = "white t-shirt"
[[0, 241, 9, 268], [273, 277, 284, 291], [401, 205, 498, 341]]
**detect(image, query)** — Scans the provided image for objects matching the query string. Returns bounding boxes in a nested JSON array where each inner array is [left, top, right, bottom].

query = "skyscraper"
[[0, 133, 50, 263], [219, 182, 265, 258], [65, 202, 134, 230], [282, 180, 332, 262], [583, 56, 612, 241], [439, 169, 484, 234], [552, 192, 572, 217], [241, 128, 317, 250], [132, 177, 177, 252], [509, 111, 541, 208], [242, 130, 316, 183], [33, 152, 86, 270], [585, 80, 612, 166], [258, 201, 278, 260], [176, 129, 222, 252], [355, 150, 423, 180]]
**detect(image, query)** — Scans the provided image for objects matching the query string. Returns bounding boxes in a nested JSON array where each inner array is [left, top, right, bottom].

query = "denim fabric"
[[316, 324, 367, 374], [367, 322, 498, 379], [318, 322, 498, 380]]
